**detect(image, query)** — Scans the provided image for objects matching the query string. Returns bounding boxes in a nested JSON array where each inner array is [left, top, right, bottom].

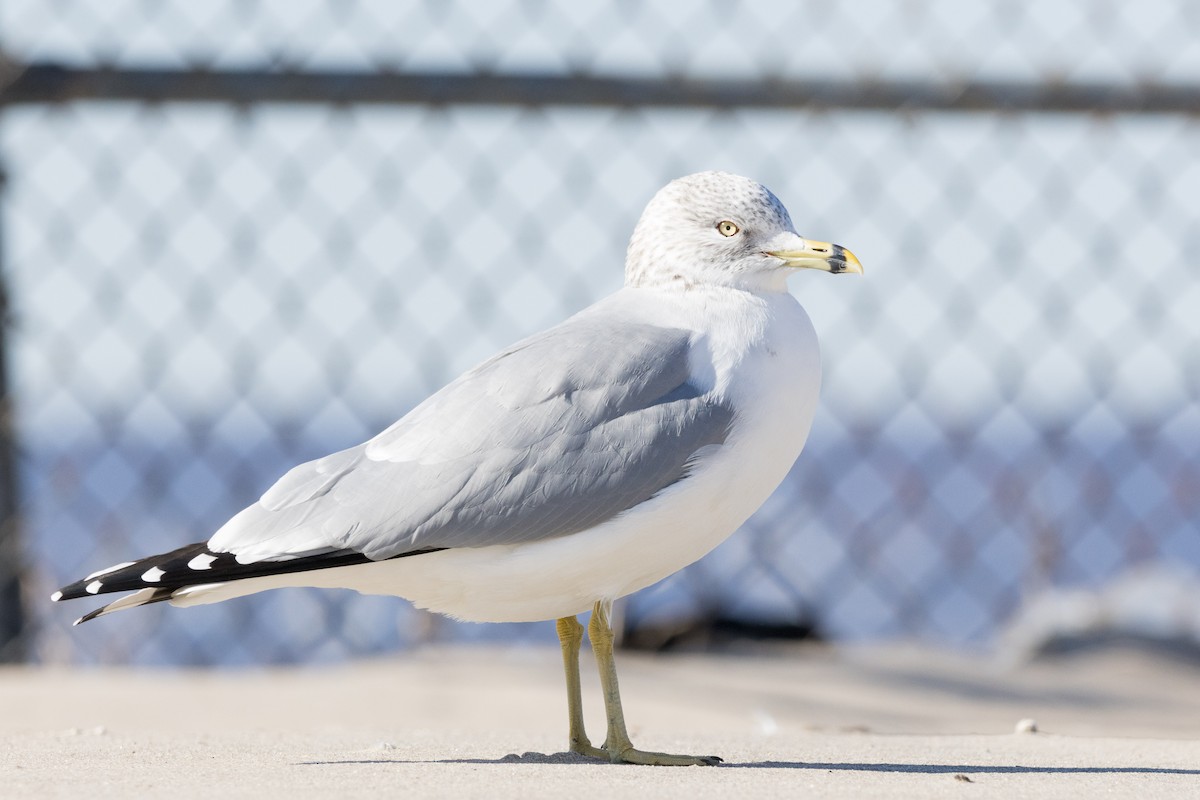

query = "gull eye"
[[716, 220, 740, 237]]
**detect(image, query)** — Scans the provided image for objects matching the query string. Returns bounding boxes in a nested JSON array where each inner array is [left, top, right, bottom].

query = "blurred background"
[[0, 0, 1196, 666]]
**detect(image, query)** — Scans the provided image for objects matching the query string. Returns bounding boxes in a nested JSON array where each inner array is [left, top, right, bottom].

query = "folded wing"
[[209, 313, 734, 563]]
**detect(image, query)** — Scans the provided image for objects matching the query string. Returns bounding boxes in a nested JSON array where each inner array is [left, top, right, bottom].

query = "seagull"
[[52, 171, 861, 766]]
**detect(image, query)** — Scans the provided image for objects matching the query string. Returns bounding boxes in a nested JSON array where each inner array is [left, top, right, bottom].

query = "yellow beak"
[[765, 239, 863, 275]]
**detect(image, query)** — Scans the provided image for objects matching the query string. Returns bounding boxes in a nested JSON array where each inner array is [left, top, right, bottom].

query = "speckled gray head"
[[625, 171, 862, 292]]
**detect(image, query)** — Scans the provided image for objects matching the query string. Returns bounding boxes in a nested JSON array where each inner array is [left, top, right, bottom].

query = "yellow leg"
[[555, 615, 607, 759], [587, 601, 722, 766]]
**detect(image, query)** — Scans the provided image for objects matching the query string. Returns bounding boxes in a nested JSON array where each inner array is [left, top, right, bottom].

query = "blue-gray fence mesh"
[[2, 1, 1198, 664]]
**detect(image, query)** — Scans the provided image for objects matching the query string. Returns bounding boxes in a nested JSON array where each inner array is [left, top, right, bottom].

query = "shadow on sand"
[[299, 752, 1200, 775]]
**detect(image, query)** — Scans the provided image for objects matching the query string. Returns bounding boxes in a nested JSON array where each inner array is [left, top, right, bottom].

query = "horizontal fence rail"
[[3, 62, 1199, 115]]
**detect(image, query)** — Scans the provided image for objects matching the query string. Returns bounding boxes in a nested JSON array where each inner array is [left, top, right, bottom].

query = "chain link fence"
[[1, 1, 1198, 665]]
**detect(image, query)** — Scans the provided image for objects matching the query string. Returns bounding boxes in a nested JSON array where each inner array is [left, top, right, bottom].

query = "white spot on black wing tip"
[[187, 553, 217, 571], [85, 561, 136, 581], [50, 590, 63, 602], [141, 566, 165, 583], [85, 580, 103, 595]]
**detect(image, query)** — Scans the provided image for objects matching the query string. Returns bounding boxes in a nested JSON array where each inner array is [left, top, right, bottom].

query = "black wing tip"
[[73, 606, 106, 626], [53, 578, 107, 603], [53, 544, 447, 610], [52, 543, 214, 603], [73, 587, 176, 625]]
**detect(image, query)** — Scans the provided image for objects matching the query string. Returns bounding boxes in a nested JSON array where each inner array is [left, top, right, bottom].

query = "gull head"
[[624, 171, 862, 292]]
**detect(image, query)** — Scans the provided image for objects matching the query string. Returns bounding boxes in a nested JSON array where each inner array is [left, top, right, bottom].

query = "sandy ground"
[[2, 642, 1198, 799]]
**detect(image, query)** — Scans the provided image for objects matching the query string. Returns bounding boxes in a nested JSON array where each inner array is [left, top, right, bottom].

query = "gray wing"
[[208, 313, 734, 563]]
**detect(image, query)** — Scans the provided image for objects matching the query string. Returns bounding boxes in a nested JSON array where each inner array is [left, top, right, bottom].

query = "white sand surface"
[[3, 643, 1198, 799]]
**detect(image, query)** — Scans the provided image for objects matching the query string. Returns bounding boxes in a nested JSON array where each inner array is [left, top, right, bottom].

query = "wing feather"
[[209, 311, 732, 563]]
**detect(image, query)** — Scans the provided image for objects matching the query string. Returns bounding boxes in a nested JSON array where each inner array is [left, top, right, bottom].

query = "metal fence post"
[[0, 162, 25, 663]]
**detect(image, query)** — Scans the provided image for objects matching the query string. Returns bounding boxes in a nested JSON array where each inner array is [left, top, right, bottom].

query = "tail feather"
[[53, 542, 445, 624]]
